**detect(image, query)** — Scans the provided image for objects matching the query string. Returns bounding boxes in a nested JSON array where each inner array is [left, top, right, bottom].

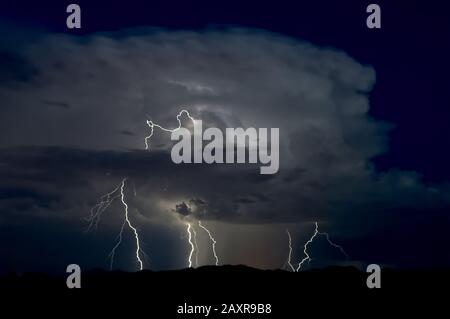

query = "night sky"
[[0, 0, 449, 274]]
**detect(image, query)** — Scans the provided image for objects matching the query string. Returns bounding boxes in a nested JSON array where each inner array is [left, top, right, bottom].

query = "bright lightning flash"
[[144, 109, 195, 150], [119, 179, 144, 270], [296, 222, 319, 271], [286, 222, 348, 272], [88, 178, 145, 271], [186, 223, 195, 268], [144, 109, 222, 269]]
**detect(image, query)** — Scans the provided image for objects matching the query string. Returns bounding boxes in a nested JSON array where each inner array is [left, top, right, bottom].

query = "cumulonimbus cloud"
[[0, 27, 448, 231]]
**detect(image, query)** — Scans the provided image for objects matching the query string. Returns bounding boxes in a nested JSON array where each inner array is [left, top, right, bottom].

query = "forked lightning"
[[285, 222, 348, 272], [88, 178, 145, 270]]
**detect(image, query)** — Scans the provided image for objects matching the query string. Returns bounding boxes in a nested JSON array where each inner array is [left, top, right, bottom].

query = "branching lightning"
[[86, 184, 121, 232], [198, 221, 219, 266], [145, 109, 221, 269], [88, 178, 145, 271], [286, 222, 348, 272], [119, 179, 144, 270], [317, 230, 349, 260], [144, 109, 195, 150], [89, 107, 352, 273], [296, 222, 319, 271]]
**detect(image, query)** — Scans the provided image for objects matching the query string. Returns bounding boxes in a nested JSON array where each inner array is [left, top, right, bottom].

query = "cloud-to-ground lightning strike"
[[186, 223, 195, 268], [192, 225, 199, 267], [198, 221, 220, 266], [88, 178, 145, 271], [296, 222, 319, 271], [145, 109, 220, 269], [119, 179, 144, 270], [144, 109, 195, 150], [286, 222, 348, 272], [286, 230, 296, 272]]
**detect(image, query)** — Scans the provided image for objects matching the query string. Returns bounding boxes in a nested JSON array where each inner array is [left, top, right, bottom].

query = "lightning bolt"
[[88, 178, 145, 271], [186, 223, 195, 268], [119, 178, 144, 270], [90, 108, 207, 271], [145, 109, 206, 269], [286, 222, 348, 272], [317, 230, 349, 260], [192, 225, 199, 267], [85, 184, 121, 232], [198, 220, 220, 266], [144, 109, 195, 150], [144, 109, 222, 268], [296, 222, 319, 271], [285, 230, 296, 272], [108, 221, 126, 270]]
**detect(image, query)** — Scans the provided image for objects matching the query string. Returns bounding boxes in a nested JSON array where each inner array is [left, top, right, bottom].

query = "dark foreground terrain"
[[1, 265, 447, 316]]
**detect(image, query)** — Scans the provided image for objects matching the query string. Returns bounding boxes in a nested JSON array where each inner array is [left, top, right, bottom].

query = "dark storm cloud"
[[0, 144, 447, 230], [0, 24, 449, 269], [0, 145, 268, 223], [174, 202, 191, 216], [0, 26, 448, 226]]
